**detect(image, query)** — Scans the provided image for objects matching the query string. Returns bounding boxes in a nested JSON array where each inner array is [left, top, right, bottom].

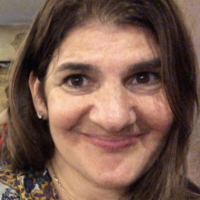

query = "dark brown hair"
[[3, 0, 199, 199]]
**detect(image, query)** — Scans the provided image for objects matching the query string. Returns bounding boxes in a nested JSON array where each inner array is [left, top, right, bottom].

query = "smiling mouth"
[[81, 133, 142, 151]]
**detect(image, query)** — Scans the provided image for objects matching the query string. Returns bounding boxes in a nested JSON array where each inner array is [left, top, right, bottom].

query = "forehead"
[[48, 23, 160, 72]]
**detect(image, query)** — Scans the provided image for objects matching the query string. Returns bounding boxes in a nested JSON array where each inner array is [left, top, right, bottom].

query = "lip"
[[81, 133, 142, 151]]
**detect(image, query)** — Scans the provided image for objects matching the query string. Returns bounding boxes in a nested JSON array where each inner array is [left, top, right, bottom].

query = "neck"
[[47, 159, 129, 200]]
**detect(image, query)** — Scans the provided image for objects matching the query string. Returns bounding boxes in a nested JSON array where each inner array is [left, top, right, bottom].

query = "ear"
[[29, 71, 48, 120]]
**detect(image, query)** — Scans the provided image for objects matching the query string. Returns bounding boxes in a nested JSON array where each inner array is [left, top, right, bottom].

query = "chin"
[[91, 170, 143, 190]]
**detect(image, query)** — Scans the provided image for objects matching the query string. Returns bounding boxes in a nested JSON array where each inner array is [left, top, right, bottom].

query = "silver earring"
[[37, 111, 43, 119]]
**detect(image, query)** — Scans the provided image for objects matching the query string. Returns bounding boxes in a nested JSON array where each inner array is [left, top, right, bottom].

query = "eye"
[[125, 72, 161, 92], [63, 74, 90, 88], [132, 72, 160, 84]]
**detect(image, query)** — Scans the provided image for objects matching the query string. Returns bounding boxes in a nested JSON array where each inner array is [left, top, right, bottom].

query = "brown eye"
[[61, 73, 97, 94], [133, 72, 160, 84], [63, 74, 93, 89], [135, 73, 151, 84], [69, 75, 84, 87], [125, 72, 161, 92]]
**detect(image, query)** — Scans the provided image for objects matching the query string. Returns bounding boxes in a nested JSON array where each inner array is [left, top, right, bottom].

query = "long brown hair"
[[3, 0, 199, 199]]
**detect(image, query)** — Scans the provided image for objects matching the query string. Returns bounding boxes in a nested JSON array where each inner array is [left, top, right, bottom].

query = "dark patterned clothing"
[[1, 167, 200, 200], [0, 167, 58, 200]]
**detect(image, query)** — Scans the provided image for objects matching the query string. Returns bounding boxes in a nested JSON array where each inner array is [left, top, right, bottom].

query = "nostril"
[[89, 104, 136, 132], [89, 86, 136, 131]]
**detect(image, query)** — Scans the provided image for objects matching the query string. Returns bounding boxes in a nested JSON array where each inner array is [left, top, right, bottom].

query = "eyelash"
[[61, 71, 161, 92], [128, 72, 161, 85], [62, 74, 93, 88]]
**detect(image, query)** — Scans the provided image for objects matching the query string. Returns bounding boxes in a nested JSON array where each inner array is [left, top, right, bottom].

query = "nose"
[[89, 84, 136, 132]]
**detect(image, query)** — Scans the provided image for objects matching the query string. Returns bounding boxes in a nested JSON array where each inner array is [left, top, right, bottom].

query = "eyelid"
[[62, 74, 90, 84], [61, 73, 97, 93], [124, 71, 162, 93], [124, 70, 160, 82]]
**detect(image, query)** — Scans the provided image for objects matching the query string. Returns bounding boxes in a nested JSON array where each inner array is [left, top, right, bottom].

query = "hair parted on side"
[[3, 0, 199, 199]]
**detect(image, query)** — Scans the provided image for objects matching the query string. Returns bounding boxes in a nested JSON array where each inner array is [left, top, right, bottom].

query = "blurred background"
[[0, 0, 199, 186]]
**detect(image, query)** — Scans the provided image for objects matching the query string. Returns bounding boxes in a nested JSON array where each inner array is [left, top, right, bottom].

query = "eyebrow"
[[126, 58, 161, 74], [56, 63, 98, 73], [55, 58, 161, 74]]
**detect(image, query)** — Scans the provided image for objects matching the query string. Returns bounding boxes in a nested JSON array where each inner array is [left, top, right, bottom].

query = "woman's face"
[[30, 23, 173, 190]]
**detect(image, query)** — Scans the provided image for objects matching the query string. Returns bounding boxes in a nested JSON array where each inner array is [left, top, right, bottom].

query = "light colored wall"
[[0, 25, 27, 61], [176, 0, 200, 63], [0, 25, 27, 112], [176, 0, 200, 186]]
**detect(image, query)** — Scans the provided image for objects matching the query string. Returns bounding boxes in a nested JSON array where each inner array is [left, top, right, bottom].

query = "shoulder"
[[0, 168, 20, 199], [0, 167, 57, 200], [187, 180, 200, 200], [0, 168, 20, 189]]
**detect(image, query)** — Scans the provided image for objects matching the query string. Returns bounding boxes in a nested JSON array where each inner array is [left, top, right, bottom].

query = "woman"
[[0, 0, 199, 199]]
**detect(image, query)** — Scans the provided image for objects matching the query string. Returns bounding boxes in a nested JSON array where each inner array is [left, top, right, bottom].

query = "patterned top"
[[1, 166, 200, 200], [0, 166, 58, 200]]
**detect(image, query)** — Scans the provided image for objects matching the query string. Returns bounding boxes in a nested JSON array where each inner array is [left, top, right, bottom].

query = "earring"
[[37, 111, 43, 119]]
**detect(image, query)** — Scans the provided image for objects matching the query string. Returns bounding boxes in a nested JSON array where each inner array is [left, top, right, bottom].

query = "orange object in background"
[[0, 109, 8, 148], [0, 124, 7, 148], [0, 134, 4, 148]]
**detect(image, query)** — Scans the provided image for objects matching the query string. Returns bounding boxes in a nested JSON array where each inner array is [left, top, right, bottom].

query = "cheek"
[[153, 101, 173, 133], [47, 93, 88, 131], [138, 92, 173, 132], [137, 97, 173, 169]]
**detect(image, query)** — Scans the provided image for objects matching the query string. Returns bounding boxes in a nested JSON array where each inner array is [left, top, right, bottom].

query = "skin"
[[29, 23, 173, 200]]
